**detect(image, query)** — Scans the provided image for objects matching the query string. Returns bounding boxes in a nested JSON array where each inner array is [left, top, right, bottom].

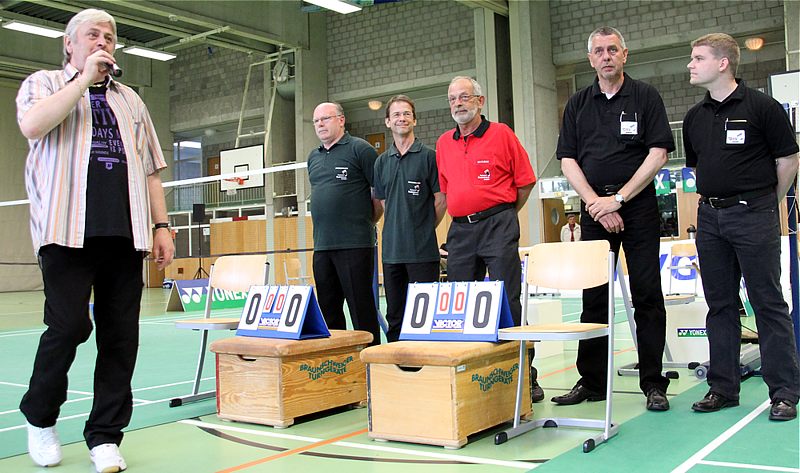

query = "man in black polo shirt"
[[374, 95, 446, 342], [556, 26, 674, 411], [308, 102, 382, 345], [684, 33, 799, 421]]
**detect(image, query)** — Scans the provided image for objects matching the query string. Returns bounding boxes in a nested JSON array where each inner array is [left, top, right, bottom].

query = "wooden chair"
[[170, 255, 269, 407], [496, 240, 617, 453], [666, 242, 699, 298], [283, 256, 311, 285]]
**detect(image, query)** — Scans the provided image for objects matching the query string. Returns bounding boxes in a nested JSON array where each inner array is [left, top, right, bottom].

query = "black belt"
[[700, 187, 774, 209], [593, 183, 624, 196], [453, 203, 514, 224]]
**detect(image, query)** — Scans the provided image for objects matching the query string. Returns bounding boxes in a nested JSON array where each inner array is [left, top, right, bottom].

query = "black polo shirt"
[[374, 139, 440, 264], [683, 79, 799, 198], [308, 132, 378, 250], [556, 73, 675, 195]]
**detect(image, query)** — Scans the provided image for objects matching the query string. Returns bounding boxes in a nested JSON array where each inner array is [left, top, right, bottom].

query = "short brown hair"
[[692, 33, 740, 76], [384, 95, 416, 120]]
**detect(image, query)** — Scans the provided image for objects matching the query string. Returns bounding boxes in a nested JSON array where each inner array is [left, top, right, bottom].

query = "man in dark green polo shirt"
[[373, 95, 446, 342], [307, 102, 382, 345]]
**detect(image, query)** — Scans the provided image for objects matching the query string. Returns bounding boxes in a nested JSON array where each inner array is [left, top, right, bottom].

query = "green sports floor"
[[0, 289, 797, 473]]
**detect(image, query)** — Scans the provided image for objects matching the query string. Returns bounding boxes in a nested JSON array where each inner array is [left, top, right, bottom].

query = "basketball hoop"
[[223, 177, 245, 186], [223, 177, 244, 196]]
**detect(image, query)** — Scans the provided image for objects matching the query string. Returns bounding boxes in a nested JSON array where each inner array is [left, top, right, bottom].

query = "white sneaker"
[[90, 443, 127, 473], [26, 422, 62, 467]]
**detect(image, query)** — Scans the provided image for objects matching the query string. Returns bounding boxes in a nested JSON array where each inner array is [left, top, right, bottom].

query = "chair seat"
[[665, 294, 695, 305], [499, 323, 608, 341], [175, 317, 241, 330]]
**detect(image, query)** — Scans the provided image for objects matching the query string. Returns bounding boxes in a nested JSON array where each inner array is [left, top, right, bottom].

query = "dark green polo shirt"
[[373, 139, 440, 263], [308, 132, 378, 250]]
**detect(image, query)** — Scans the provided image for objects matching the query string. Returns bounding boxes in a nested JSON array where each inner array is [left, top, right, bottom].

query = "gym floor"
[[0, 289, 797, 472]]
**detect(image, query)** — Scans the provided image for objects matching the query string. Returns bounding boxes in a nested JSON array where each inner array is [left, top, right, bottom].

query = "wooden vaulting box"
[[360, 340, 531, 448], [209, 330, 373, 428]]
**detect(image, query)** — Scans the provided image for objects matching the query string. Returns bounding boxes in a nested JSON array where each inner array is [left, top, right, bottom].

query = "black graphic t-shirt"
[[85, 82, 133, 239]]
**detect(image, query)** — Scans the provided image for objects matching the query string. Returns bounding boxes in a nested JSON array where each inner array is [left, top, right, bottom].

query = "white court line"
[[0, 394, 94, 416], [0, 329, 46, 338], [0, 410, 92, 433], [698, 460, 800, 472], [0, 381, 91, 396], [0, 312, 221, 337], [179, 419, 536, 469], [671, 399, 772, 473], [0, 377, 214, 418]]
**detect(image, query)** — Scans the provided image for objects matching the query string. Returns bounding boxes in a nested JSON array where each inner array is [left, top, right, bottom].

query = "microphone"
[[105, 63, 123, 78]]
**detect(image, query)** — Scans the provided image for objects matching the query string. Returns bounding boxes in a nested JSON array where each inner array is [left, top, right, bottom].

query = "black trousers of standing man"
[[578, 193, 670, 395], [313, 247, 381, 345], [20, 237, 144, 449]]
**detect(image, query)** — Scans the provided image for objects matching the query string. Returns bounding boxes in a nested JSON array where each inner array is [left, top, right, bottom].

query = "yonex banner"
[[165, 278, 249, 312]]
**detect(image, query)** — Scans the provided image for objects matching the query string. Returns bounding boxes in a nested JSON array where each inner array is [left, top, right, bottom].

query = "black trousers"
[[697, 193, 799, 403], [313, 248, 381, 345], [446, 208, 522, 325], [579, 194, 669, 394], [446, 208, 537, 377], [383, 261, 440, 342], [20, 237, 144, 449]]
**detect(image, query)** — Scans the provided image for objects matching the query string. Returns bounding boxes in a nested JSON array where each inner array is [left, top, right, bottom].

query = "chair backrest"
[[526, 240, 611, 290], [284, 257, 302, 280], [670, 242, 697, 258], [209, 255, 270, 292]]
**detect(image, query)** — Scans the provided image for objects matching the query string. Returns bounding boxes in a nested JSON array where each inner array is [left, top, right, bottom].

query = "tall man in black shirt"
[[555, 26, 674, 411], [684, 33, 799, 421]]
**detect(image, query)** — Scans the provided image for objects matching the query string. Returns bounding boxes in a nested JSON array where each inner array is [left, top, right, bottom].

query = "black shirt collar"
[[451, 115, 491, 140], [701, 78, 746, 107], [318, 131, 352, 151], [591, 72, 633, 98], [388, 138, 423, 158]]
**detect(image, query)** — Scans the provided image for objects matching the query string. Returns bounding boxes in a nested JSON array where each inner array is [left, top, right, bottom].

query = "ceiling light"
[[122, 46, 176, 62], [367, 100, 382, 111], [305, 0, 361, 14], [115, 42, 125, 49], [744, 37, 764, 51], [179, 141, 202, 149], [2, 20, 64, 38]]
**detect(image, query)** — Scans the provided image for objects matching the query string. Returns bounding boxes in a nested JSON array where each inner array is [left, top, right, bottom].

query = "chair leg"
[[192, 330, 209, 395], [169, 329, 215, 407]]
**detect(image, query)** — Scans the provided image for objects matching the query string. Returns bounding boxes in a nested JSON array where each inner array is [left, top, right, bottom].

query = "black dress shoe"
[[531, 380, 545, 403], [646, 388, 669, 411], [769, 399, 797, 421], [692, 391, 739, 412], [551, 384, 605, 405]]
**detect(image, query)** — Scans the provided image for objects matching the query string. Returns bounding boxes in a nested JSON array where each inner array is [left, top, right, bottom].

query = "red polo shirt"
[[436, 116, 536, 217]]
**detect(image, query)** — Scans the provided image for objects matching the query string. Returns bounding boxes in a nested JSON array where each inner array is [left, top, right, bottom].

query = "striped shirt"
[[17, 64, 167, 254]]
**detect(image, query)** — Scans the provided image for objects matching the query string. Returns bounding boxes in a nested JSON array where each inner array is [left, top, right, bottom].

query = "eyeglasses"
[[447, 94, 479, 104], [312, 114, 342, 125], [389, 111, 414, 119]]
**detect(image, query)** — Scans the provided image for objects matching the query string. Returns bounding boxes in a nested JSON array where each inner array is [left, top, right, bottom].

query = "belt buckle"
[[708, 197, 723, 209], [467, 213, 479, 224]]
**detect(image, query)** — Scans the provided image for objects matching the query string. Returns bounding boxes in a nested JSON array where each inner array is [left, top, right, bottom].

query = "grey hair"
[[587, 26, 626, 53], [63, 9, 117, 66], [449, 76, 483, 97]]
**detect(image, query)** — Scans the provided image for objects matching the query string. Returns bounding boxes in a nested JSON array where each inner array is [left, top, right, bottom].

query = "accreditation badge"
[[726, 129, 745, 145], [620, 121, 638, 135]]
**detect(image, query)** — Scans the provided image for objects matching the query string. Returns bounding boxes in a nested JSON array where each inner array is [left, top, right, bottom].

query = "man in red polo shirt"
[[436, 76, 541, 401]]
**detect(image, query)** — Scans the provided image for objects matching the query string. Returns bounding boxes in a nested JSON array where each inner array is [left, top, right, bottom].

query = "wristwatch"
[[614, 193, 625, 204]]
